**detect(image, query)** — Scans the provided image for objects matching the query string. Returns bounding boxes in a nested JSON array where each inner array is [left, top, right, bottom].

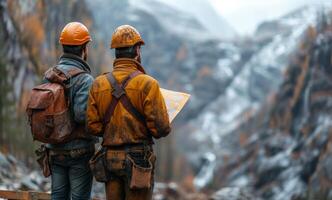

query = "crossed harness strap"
[[103, 71, 146, 127]]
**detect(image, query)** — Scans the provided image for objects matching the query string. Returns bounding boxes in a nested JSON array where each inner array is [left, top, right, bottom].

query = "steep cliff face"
[[187, 5, 319, 152], [179, 6, 328, 190], [208, 9, 332, 200]]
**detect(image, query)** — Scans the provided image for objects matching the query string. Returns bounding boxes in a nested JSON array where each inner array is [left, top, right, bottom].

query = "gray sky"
[[209, 0, 330, 35]]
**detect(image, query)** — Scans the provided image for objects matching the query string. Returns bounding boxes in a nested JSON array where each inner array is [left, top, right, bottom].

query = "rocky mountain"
[[182, 5, 332, 200], [213, 22, 332, 200], [187, 5, 319, 153], [173, 7, 320, 190]]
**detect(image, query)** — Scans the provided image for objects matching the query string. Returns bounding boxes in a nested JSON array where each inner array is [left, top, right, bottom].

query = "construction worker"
[[87, 25, 171, 200], [46, 22, 95, 200]]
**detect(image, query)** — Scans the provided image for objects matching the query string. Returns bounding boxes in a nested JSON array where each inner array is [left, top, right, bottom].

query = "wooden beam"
[[0, 190, 51, 200]]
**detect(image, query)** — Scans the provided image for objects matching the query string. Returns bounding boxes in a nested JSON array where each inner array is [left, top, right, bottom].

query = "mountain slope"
[[157, 0, 237, 40], [183, 5, 332, 200], [186, 5, 318, 154], [213, 16, 332, 199], [181, 5, 327, 192]]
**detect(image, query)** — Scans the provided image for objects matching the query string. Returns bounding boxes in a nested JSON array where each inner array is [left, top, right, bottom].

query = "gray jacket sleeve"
[[70, 74, 94, 124]]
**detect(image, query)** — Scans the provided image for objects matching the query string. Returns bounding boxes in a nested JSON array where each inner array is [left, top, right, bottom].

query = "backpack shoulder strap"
[[103, 71, 144, 127], [46, 66, 87, 83], [67, 68, 87, 78], [53, 66, 88, 87]]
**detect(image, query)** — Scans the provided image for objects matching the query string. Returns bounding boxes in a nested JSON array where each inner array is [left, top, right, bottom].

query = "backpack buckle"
[[70, 149, 81, 158]]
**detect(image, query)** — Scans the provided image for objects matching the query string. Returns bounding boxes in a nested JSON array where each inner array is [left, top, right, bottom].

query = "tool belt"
[[49, 145, 95, 158], [89, 142, 155, 189], [106, 143, 153, 151]]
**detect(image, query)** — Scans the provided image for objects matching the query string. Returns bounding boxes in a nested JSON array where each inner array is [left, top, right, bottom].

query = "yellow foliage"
[[21, 14, 45, 51], [7, 0, 46, 73]]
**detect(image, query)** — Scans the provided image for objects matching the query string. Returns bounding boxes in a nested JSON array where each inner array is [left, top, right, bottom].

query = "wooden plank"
[[28, 191, 51, 200], [0, 190, 25, 199], [22, 192, 31, 200], [0, 190, 51, 200]]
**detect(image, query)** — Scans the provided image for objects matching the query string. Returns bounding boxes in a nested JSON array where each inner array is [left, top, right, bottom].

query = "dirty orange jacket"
[[87, 58, 171, 146]]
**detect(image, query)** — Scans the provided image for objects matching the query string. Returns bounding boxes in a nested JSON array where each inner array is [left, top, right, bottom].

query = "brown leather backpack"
[[26, 67, 86, 144]]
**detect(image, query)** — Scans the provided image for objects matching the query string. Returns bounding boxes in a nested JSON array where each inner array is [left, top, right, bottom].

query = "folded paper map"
[[160, 88, 190, 123]]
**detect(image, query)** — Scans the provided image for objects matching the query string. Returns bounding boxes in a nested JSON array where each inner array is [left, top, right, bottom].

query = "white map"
[[160, 88, 190, 123]]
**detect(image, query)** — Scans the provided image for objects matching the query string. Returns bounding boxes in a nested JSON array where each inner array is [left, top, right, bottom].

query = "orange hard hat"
[[110, 25, 145, 49], [59, 22, 91, 45]]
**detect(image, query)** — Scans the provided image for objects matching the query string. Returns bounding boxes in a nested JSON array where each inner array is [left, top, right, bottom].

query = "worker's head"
[[110, 25, 145, 63], [59, 22, 91, 61]]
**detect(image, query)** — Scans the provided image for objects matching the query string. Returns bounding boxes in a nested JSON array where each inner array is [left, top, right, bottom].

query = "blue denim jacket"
[[47, 54, 96, 150]]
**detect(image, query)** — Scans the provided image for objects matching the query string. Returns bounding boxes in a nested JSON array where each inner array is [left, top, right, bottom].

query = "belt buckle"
[[70, 149, 80, 157]]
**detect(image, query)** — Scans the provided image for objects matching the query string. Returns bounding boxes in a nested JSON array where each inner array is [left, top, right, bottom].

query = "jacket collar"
[[113, 58, 146, 74], [59, 53, 91, 73]]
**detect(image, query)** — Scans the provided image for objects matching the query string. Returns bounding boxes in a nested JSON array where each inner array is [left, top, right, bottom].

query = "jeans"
[[50, 152, 93, 200]]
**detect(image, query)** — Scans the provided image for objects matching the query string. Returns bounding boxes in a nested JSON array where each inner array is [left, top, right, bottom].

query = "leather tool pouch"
[[106, 150, 126, 172], [127, 152, 155, 189], [35, 145, 51, 177], [89, 147, 109, 182]]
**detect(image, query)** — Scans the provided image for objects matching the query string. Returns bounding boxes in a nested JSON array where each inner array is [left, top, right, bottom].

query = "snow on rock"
[[205, 8, 332, 200], [193, 152, 216, 189], [210, 187, 258, 200], [179, 6, 332, 200], [0, 151, 50, 192], [190, 5, 318, 148]]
